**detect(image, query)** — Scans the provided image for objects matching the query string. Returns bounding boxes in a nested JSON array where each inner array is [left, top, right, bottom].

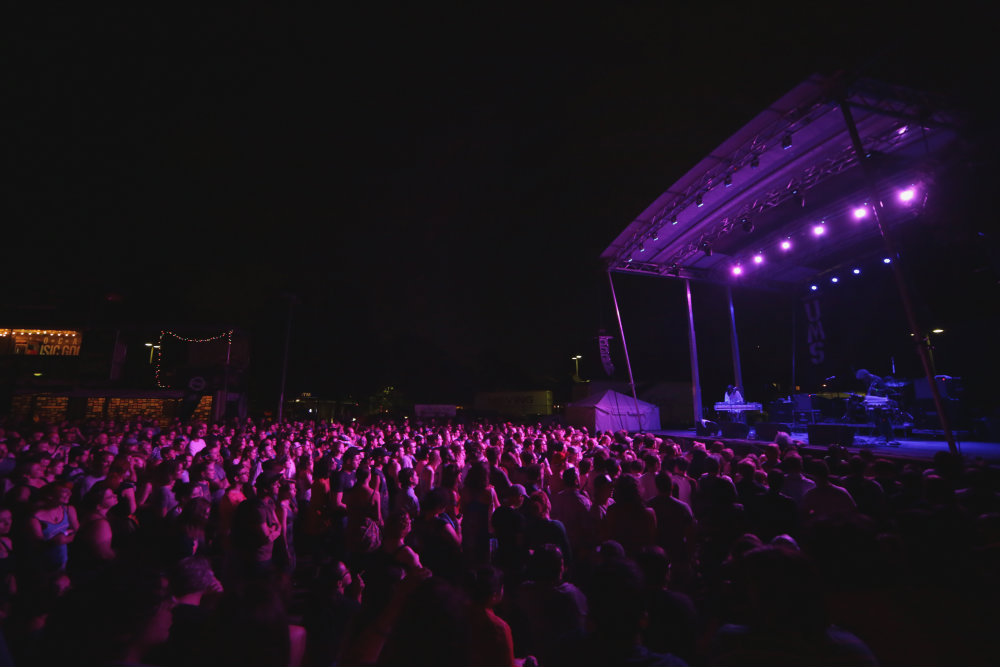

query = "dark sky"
[[7, 5, 996, 408]]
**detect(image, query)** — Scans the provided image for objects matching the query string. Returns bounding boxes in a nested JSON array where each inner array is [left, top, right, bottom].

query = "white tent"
[[565, 389, 660, 433]]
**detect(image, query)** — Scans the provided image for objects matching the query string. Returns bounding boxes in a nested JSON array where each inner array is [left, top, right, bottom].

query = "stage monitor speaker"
[[696, 420, 720, 436], [720, 422, 750, 439], [755, 422, 790, 442], [768, 400, 793, 423], [807, 423, 855, 448]]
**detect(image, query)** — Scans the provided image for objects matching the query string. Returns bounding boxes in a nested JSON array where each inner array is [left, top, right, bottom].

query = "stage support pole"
[[726, 285, 744, 393], [838, 97, 957, 455], [685, 279, 704, 424], [607, 271, 643, 430], [278, 294, 296, 425], [791, 305, 797, 396]]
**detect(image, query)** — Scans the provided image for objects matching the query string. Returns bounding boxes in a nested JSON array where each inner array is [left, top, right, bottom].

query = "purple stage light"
[[810, 284, 818, 291], [853, 268, 861, 275], [812, 224, 826, 237], [897, 125, 908, 135], [732, 266, 743, 276], [753, 254, 764, 264], [883, 257, 892, 264], [899, 187, 916, 203], [831, 277, 839, 283], [853, 206, 868, 219], [780, 239, 792, 251]]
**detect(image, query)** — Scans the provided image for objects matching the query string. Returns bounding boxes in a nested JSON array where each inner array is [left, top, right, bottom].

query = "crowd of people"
[[0, 414, 996, 665]]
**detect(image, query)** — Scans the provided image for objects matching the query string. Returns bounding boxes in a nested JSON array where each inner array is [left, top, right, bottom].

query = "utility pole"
[[277, 294, 298, 424]]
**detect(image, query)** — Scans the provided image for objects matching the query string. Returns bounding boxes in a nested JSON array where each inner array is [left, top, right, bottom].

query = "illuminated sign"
[[0, 329, 82, 356]]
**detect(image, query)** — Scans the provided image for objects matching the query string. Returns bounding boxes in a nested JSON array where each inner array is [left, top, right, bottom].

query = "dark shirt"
[[491, 505, 528, 575], [750, 490, 798, 542], [524, 516, 572, 570]]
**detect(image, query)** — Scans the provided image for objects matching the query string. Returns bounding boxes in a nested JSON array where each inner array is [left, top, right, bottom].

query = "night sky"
[[7, 6, 997, 411]]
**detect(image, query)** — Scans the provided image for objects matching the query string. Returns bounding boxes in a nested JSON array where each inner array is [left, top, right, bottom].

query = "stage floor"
[[652, 425, 1000, 465]]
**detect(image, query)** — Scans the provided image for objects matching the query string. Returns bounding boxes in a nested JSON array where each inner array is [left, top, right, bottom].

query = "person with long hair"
[[25, 482, 78, 578], [343, 465, 382, 566], [601, 474, 656, 558], [70, 480, 119, 584], [460, 460, 499, 568]]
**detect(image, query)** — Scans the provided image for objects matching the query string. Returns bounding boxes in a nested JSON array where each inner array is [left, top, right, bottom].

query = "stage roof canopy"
[[601, 73, 965, 292]]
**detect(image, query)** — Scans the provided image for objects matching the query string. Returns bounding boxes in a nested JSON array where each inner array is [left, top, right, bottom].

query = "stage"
[[651, 424, 1000, 465]]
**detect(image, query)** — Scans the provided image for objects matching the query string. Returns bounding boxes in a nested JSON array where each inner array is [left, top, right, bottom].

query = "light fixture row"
[[725, 185, 920, 278]]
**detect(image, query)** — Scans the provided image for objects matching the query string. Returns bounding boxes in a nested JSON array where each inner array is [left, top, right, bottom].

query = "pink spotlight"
[[812, 224, 826, 237], [753, 254, 764, 264], [899, 187, 916, 203], [853, 206, 868, 219], [897, 125, 908, 135], [780, 239, 792, 251], [732, 266, 743, 276]]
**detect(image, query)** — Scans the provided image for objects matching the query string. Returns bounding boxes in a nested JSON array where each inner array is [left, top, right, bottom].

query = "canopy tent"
[[600, 71, 970, 453], [565, 389, 661, 433]]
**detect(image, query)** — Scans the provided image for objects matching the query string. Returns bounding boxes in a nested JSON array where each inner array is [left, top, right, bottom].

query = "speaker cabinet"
[[807, 423, 855, 448], [755, 422, 791, 442], [720, 422, 750, 439], [696, 420, 720, 436]]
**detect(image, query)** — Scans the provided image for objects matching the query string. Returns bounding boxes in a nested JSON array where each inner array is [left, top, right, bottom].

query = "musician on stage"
[[724, 385, 744, 404], [855, 369, 888, 398], [855, 369, 896, 444]]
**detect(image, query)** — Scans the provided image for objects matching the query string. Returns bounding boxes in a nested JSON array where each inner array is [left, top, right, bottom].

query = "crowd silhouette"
[[0, 415, 995, 665]]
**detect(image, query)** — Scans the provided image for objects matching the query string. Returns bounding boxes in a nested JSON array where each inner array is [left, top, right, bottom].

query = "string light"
[[155, 329, 233, 388]]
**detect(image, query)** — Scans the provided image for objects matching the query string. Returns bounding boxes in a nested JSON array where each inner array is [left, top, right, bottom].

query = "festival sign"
[[0, 329, 82, 356]]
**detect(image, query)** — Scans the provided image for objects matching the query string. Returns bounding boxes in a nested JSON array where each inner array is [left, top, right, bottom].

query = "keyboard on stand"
[[713, 402, 762, 414]]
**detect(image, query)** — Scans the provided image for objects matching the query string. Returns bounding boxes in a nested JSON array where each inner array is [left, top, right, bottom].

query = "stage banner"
[[598, 335, 615, 377], [804, 297, 825, 365]]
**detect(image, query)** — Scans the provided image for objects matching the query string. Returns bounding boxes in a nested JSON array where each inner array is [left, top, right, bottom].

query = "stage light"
[[626, 256, 633, 263], [780, 239, 792, 251], [810, 284, 818, 291], [899, 187, 916, 203], [782, 134, 793, 149], [724, 173, 732, 187], [671, 214, 678, 225], [897, 125, 908, 135], [741, 217, 754, 233], [853, 206, 868, 219], [639, 241, 645, 252], [883, 257, 892, 264], [750, 154, 759, 168], [732, 265, 743, 276], [700, 241, 712, 256], [812, 223, 826, 237], [831, 276, 839, 283], [853, 268, 861, 275], [753, 253, 764, 264], [651, 229, 659, 241], [932, 328, 944, 334], [696, 195, 704, 208]]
